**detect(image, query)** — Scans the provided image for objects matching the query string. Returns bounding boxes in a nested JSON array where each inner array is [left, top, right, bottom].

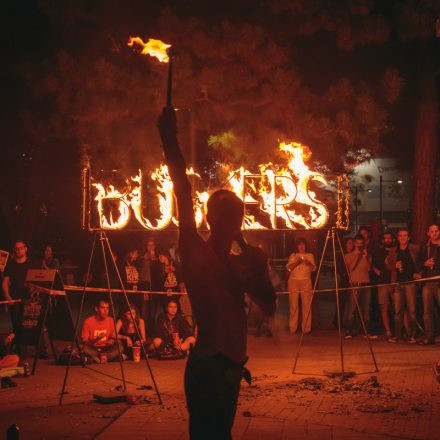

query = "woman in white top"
[[286, 238, 316, 334]]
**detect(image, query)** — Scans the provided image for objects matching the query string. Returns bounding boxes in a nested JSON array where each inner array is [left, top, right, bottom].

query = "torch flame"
[[127, 37, 171, 63]]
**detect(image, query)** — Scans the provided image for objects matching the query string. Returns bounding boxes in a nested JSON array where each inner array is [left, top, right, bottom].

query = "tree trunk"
[[411, 42, 438, 245]]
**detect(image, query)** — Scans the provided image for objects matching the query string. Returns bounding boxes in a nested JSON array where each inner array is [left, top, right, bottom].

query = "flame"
[[223, 142, 329, 229], [91, 141, 330, 231], [172, 168, 209, 228], [277, 142, 329, 229], [127, 37, 171, 63], [130, 166, 174, 230], [92, 184, 131, 229]]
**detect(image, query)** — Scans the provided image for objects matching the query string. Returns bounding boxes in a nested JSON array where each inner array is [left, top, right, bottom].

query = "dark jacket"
[[154, 313, 193, 342], [417, 240, 440, 277], [386, 244, 419, 283], [372, 247, 393, 284]]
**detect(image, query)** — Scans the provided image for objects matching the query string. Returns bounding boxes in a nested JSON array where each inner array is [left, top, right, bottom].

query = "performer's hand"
[[158, 106, 177, 143], [413, 273, 422, 280], [126, 337, 133, 347]]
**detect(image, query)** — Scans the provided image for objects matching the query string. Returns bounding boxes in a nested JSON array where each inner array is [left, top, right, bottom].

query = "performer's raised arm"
[[158, 106, 196, 232]]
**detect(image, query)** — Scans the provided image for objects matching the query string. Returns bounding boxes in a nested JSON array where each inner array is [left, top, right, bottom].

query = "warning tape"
[[0, 299, 22, 305], [60, 275, 440, 296], [278, 274, 440, 295]]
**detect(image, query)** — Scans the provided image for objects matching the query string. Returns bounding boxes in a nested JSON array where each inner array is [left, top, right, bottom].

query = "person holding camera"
[[286, 238, 316, 334], [344, 235, 376, 338]]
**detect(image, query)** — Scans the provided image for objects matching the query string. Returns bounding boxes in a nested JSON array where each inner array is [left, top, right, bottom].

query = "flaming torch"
[[128, 36, 173, 106]]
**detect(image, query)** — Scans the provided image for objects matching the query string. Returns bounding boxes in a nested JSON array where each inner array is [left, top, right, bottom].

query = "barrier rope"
[[55, 274, 440, 296]]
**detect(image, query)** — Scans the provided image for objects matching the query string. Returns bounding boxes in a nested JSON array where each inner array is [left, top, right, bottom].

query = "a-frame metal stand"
[[292, 228, 379, 377], [23, 269, 74, 375], [59, 230, 162, 405]]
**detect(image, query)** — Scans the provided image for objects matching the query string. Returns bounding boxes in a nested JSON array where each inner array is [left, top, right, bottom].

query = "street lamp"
[[352, 185, 372, 233], [379, 175, 403, 231]]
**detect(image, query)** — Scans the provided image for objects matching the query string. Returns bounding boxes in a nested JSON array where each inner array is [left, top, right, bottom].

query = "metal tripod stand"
[[59, 230, 162, 404], [292, 228, 379, 376]]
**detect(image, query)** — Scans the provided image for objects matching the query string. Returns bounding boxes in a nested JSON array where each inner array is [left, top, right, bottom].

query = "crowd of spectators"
[[329, 224, 440, 344], [285, 224, 439, 345], [0, 222, 439, 367]]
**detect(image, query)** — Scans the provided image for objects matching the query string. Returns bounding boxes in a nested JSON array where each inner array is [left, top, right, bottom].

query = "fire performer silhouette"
[[158, 107, 276, 439]]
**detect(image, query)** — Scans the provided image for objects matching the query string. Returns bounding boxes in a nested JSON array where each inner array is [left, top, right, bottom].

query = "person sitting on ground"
[[81, 299, 121, 364], [0, 333, 19, 388], [153, 300, 195, 357], [0, 333, 19, 370], [116, 303, 153, 359]]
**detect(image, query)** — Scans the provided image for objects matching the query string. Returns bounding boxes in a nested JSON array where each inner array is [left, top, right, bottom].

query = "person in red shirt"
[[81, 300, 120, 364]]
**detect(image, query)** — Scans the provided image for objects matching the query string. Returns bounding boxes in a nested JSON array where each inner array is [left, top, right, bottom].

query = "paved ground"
[[1, 330, 439, 439]]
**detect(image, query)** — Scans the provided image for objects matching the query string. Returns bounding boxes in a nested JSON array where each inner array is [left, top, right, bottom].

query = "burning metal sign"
[[82, 141, 349, 231]]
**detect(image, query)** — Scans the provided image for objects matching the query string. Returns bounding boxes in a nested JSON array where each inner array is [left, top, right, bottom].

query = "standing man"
[[2, 241, 32, 338], [387, 228, 419, 343], [139, 239, 164, 331], [372, 232, 395, 338], [359, 226, 376, 256], [344, 235, 376, 338], [158, 107, 276, 439], [418, 224, 440, 345]]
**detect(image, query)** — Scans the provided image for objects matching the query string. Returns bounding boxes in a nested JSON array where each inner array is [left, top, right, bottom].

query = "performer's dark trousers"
[[184, 351, 243, 440]]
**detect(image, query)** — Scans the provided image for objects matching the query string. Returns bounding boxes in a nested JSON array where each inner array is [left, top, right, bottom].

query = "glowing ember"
[[91, 141, 332, 231], [127, 37, 171, 63]]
